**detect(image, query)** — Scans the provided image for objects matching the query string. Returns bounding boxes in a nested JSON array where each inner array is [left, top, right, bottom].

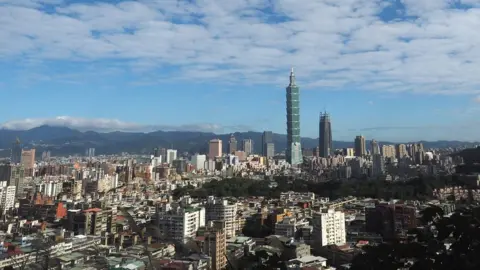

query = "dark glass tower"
[[10, 138, 22, 164], [319, 112, 332, 157], [286, 68, 302, 165], [262, 131, 273, 156]]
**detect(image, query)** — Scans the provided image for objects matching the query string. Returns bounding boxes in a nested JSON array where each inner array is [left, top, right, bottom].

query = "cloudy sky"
[[1, 0, 480, 141]]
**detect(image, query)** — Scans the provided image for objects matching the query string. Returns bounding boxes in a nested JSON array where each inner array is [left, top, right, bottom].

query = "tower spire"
[[289, 67, 296, 86]]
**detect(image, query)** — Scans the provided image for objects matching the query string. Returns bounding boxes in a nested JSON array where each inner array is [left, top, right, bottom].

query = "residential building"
[[206, 196, 237, 238], [312, 208, 346, 247], [154, 203, 206, 243], [166, 149, 177, 164]]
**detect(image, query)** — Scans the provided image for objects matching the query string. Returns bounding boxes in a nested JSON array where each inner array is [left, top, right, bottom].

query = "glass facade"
[[286, 69, 303, 165]]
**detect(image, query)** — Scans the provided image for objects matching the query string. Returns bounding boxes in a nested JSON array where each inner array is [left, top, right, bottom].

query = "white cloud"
[[2, 0, 480, 94], [0, 116, 250, 133]]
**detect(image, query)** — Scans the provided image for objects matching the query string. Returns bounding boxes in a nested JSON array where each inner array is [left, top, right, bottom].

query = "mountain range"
[[0, 125, 477, 157]]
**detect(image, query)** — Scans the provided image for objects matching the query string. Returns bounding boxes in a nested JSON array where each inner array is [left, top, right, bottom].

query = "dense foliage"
[[350, 206, 480, 270], [174, 175, 458, 200]]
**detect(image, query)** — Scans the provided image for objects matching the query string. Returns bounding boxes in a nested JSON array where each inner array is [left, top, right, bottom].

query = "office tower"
[[85, 147, 95, 158], [370, 139, 380, 155], [21, 149, 35, 177], [319, 112, 333, 157], [159, 148, 167, 160], [10, 138, 22, 164], [286, 68, 303, 165], [242, 139, 253, 156], [208, 139, 222, 160], [191, 154, 206, 171], [153, 147, 160, 157], [206, 196, 237, 238], [228, 134, 237, 154], [262, 131, 273, 156], [265, 143, 275, 158], [372, 154, 385, 177], [381, 145, 396, 158], [166, 149, 177, 164], [354, 136, 366, 157], [312, 208, 346, 246], [395, 144, 408, 159]]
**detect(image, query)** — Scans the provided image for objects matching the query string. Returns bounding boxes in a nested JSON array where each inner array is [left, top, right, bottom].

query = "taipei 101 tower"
[[286, 68, 303, 165]]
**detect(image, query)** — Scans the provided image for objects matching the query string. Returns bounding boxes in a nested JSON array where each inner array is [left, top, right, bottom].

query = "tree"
[[350, 206, 480, 270]]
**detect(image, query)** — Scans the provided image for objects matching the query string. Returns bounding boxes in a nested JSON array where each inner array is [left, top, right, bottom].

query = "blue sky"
[[1, 0, 480, 142]]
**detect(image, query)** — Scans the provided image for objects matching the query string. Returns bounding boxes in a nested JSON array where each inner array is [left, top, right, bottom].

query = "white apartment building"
[[312, 208, 346, 246], [0, 186, 16, 214], [206, 196, 237, 238], [166, 149, 177, 164], [191, 154, 206, 171], [154, 203, 206, 243]]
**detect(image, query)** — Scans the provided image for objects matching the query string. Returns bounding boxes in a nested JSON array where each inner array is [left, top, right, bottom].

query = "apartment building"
[[312, 208, 346, 246], [205, 196, 237, 238]]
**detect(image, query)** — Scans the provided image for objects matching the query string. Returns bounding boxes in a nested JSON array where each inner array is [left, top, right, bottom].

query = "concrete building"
[[21, 149, 35, 176], [201, 220, 227, 270], [242, 139, 253, 156], [228, 134, 237, 154], [382, 145, 396, 159], [262, 131, 273, 157], [209, 139, 222, 160], [206, 196, 237, 238], [0, 185, 15, 214], [372, 154, 385, 177], [154, 203, 206, 243], [191, 154, 206, 171], [312, 208, 346, 247], [166, 149, 177, 164], [265, 143, 275, 158], [396, 144, 408, 159]]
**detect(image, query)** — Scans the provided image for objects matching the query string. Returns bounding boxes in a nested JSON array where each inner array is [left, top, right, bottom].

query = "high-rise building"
[[166, 149, 177, 164], [265, 143, 275, 158], [154, 203, 206, 243], [370, 140, 380, 155], [206, 196, 237, 239], [395, 144, 408, 159], [242, 139, 253, 156], [191, 154, 206, 171], [10, 138, 22, 164], [21, 149, 35, 177], [286, 68, 303, 165], [382, 145, 396, 158], [228, 134, 237, 154], [319, 112, 332, 157], [208, 139, 222, 160], [85, 148, 95, 158], [372, 154, 385, 177], [262, 131, 273, 156], [202, 220, 227, 270], [343, 148, 355, 157], [354, 136, 366, 157], [312, 208, 346, 247]]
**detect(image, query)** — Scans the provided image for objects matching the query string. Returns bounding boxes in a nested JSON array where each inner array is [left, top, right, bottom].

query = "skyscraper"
[[10, 138, 22, 164], [209, 139, 222, 160], [228, 134, 237, 154], [319, 112, 332, 157], [286, 68, 302, 165], [242, 139, 253, 155], [262, 131, 273, 156], [370, 139, 380, 155], [354, 136, 366, 157]]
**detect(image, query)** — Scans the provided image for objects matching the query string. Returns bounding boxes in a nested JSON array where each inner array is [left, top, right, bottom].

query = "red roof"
[[83, 208, 102, 213]]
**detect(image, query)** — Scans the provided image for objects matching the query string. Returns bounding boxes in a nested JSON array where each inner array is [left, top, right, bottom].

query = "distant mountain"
[[0, 125, 477, 157]]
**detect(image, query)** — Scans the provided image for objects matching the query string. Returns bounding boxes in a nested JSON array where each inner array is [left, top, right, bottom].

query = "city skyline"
[[3, 1, 480, 141]]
